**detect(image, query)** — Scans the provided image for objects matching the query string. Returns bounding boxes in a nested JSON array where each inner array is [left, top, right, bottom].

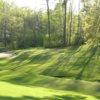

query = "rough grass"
[[0, 43, 100, 99]]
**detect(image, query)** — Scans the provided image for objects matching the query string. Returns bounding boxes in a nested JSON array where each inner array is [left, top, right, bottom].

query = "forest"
[[0, 0, 100, 100], [0, 0, 99, 49]]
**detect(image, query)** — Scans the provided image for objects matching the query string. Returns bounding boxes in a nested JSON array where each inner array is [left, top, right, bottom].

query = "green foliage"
[[0, 0, 99, 48]]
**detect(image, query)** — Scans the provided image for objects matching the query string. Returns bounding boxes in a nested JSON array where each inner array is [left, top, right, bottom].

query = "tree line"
[[0, 0, 99, 49]]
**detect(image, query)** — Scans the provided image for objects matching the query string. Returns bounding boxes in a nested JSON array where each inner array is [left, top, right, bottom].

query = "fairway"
[[0, 81, 98, 100]]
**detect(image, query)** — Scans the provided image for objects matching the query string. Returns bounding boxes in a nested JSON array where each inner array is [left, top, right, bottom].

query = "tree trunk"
[[46, 0, 51, 43], [69, 0, 73, 45], [3, 20, 7, 47], [63, 0, 67, 47]]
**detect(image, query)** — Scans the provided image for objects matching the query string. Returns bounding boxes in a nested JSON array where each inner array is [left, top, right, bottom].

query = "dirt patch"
[[0, 52, 15, 59]]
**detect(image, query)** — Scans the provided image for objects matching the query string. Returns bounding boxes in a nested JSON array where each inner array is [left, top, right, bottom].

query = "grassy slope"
[[0, 81, 98, 100], [0, 43, 100, 99]]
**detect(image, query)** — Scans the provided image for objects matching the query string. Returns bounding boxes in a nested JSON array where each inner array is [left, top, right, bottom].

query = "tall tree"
[[63, 0, 67, 47], [69, 0, 73, 45], [2, 1, 9, 47], [46, 0, 51, 43]]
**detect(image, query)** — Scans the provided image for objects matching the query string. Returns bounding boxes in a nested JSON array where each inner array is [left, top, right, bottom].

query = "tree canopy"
[[0, 0, 99, 49]]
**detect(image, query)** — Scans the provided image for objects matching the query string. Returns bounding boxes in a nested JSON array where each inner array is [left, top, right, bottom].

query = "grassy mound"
[[0, 43, 99, 80], [0, 43, 100, 99]]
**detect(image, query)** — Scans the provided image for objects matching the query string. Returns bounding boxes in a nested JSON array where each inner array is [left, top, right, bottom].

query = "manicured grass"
[[0, 43, 100, 99], [0, 43, 99, 80], [0, 81, 98, 100]]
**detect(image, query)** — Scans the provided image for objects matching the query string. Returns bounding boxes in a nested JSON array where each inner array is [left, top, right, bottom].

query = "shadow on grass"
[[41, 45, 99, 80], [7, 50, 52, 65], [0, 95, 86, 100], [40, 46, 82, 76], [75, 46, 98, 80], [0, 50, 52, 71], [28, 52, 51, 64], [0, 45, 99, 80]]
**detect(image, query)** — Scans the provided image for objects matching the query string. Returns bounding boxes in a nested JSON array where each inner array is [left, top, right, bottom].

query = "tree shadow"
[[28, 51, 52, 64], [0, 50, 52, 72], [40, 45, 99, 80], [7, 50, 52, 65], [40, 46, 82, 77], [0, 96, 40, 100], [0, 95, 86, 100], [44, 95, 86, 100], [8, 51, 31, 62], [0, 45, 99, 81], [75, 46, 98, 80]]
